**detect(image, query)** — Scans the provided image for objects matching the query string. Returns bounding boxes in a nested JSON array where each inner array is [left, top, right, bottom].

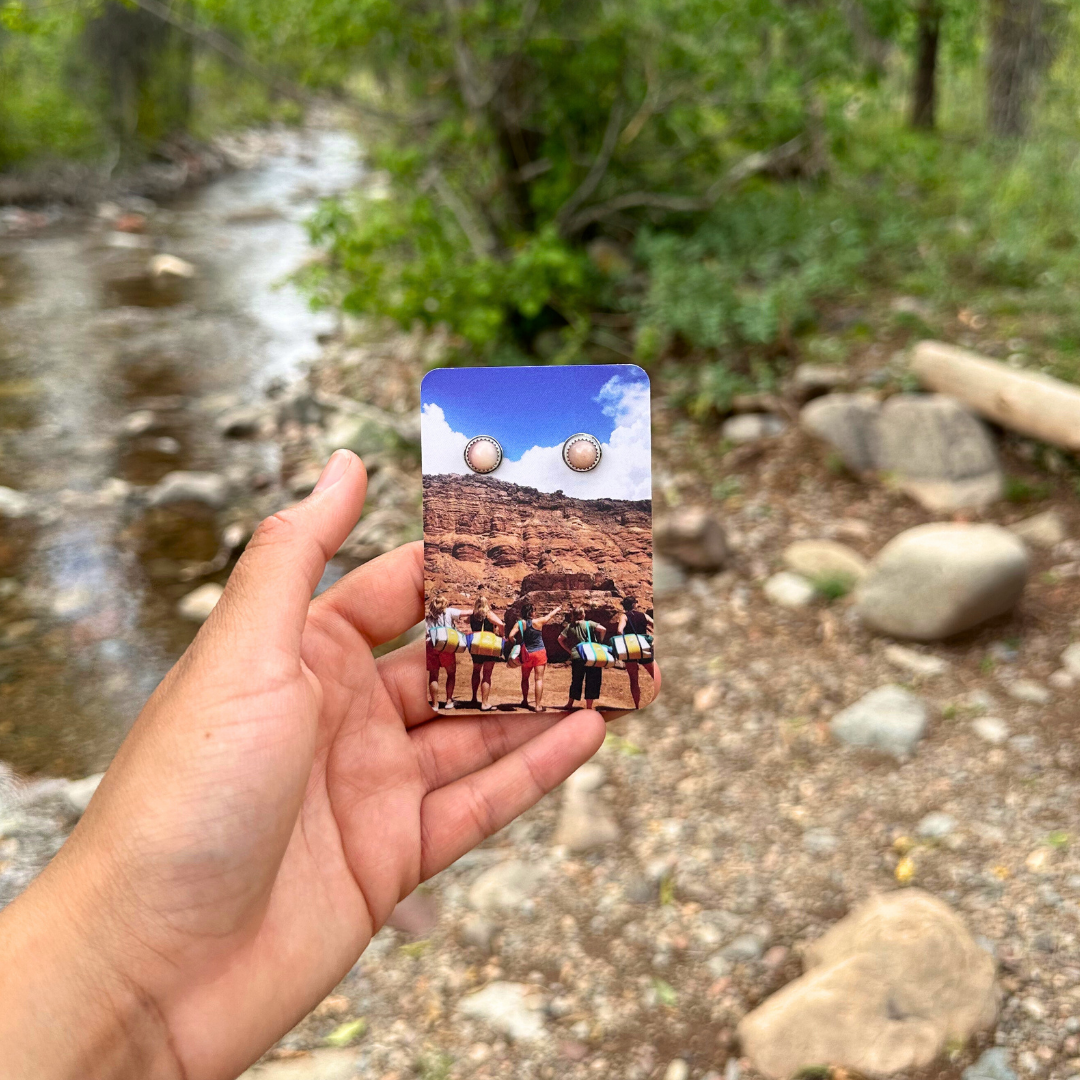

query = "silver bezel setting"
[[464, 435, 503, 474], [562, 432, 602, 473]]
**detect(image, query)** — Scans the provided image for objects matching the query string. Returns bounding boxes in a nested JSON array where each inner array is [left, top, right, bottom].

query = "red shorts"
[[426, 644, 456, 676], [520, 648, 547, 672]]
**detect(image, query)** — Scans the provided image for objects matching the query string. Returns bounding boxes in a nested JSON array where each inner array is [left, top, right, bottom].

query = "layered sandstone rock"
[[423, 474, 652, 657]]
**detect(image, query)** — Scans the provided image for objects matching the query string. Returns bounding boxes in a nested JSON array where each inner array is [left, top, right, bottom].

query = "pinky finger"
[[417, 709, 606, 880]]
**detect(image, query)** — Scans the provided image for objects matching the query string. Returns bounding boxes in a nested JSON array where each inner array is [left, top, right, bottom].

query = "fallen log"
[[911, 340, 1080, 452]]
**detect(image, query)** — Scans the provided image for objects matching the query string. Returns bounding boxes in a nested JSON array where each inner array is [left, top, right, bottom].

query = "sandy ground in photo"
[[430, 658, 657, 714]]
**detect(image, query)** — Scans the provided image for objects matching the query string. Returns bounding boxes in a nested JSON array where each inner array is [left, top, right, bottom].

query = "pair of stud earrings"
[[464, 433, 602, 475]]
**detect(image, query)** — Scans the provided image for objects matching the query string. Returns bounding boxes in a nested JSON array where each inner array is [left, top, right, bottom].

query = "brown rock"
[[423, 474, 652, 650], [737, 890, 998, 1079], [655, 507, 728, 571]]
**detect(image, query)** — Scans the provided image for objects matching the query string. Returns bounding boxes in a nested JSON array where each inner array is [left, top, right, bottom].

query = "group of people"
[[425, 593, 655, 713]]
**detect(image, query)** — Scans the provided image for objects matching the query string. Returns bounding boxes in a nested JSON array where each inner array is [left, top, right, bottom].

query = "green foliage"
[[812, 573, 856, 601]]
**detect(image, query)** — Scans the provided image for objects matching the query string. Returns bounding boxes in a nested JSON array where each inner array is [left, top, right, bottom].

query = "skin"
[[469, 611, 505, 710], [617, 608, 655, 709], [0, 451, 606, 1080], [426, 603, 470, 708], [559, 619, 607, 710], [508, 606, 560, 710]]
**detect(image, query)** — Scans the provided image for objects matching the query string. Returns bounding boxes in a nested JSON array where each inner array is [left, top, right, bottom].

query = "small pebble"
[[972, 716, 1010, 745]]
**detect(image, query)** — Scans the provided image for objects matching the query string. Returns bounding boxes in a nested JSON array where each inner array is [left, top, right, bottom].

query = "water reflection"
[[0, 128, 362, 776]]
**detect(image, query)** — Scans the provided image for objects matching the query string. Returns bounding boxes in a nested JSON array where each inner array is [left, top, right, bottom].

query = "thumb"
[[209, 450, 367, 659]]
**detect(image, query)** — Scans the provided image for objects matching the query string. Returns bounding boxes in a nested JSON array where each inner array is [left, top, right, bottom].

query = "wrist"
[[0, 867, 183, 1080]]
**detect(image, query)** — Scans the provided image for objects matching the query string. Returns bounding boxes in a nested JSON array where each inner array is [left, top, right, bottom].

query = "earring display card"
[[421, 364, 654, 717]]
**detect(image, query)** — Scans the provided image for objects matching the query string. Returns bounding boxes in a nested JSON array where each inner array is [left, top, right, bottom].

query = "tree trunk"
[[986, 0, 1049, 139], [910, 1, 942, 130]]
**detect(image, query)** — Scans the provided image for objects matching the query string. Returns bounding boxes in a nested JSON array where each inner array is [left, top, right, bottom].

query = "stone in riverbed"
[[856, 524, 1029, 641], [917, 812, 957, 839], [1060, 642, 1080, 678], [763, 571, 815, 609], [737, 890, 998, 1080], [457, 981, 547, 1042], [146, 471, 230, 510], [800, 393, 881, 472], [553, 763, 619, 852], [655, 508, 728, 571], [467, 860, 547, 914], [876, 394, 1002, 512], [884, 644, 950, 678], [963, 1048, 1018, 1080], [239, 1049, 362, 1080], [830, 685, 928, 759], [1008, 509, 1067, 549], [721, 413, 786, 444], [782, 539, 868, 585], [177, 583, 224, 623], [0, 487, 33, 519]]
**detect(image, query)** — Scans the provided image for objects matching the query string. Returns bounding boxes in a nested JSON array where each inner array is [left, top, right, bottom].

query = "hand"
[[0, 450, 606, 1080]]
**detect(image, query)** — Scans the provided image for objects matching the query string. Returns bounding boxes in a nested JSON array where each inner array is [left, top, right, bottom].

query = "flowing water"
[[0, 129, 362, 777]]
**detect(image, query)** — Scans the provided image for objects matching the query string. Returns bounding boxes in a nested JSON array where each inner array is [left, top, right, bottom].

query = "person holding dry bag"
[[612, 596, 655, 709], [559, 606, 610, 711]]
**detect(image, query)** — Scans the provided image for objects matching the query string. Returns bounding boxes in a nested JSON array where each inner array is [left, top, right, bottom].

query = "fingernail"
[[313, 449, 351, 493]]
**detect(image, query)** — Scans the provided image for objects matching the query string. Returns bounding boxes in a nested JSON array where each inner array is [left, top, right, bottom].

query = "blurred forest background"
[[2, 0, 1079, 408]]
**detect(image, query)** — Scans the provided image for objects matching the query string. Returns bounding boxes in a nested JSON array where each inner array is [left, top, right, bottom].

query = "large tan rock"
[[783, 539, 868, 584], [737, 890, 998, 1079], [856, 524, 1029, 640]]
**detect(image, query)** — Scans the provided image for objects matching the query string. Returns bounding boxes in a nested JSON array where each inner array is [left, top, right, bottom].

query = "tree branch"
[[422, 166, 497, 258], [555, 96, 626, 234], [563, 135, 808, 235]]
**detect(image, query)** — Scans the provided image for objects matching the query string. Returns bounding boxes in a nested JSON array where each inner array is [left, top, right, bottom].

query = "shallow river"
[[0, 129, 362, 777]]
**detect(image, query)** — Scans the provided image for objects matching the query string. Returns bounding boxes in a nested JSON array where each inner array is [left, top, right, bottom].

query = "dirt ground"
[[431, 658, 657, 715], [252, 325, 1080, 1080]]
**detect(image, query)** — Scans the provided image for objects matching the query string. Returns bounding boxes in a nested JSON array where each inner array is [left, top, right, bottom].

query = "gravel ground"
[[242, 336, 1080, 1080], [4, 321, 1080, 1079]]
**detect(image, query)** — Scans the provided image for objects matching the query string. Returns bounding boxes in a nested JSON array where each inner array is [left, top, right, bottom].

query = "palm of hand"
[[44, 458, 605, 1080]]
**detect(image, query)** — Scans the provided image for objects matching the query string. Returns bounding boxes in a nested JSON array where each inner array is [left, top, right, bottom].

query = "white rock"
[[1048, 668, 1075, 690], [1008, 510, 1067, 549], [120, 409, 156, 435], [0, 487, 33, 519], [856, 524, 1029, 641], [830, 685, 928, 759], [146, 471, 230, 509], [917, 812, 957, 839], [177, 583, 224, 623], [972, 716, 1010, 745], [1007, 679, 1050, 705], [721, 413, 786, 444], [792, 364, 851, 394], [764, 572, 815, 609], [876, 394, 1002, 512], [148, 253, 196, 279], [1061, 642, 1080, 678], [457, 982, 547, 1042], [553, 766, 618, 852], [467, 860, 547, 914], [800, 393, 881, 473], [62, 773, 104, 815], [664, 1060, 690, 1080], [239, 1049, 362, 1080], [737, 891, 997, 1079], [884, 645, 950, 678], [782, 540, 868, 584]]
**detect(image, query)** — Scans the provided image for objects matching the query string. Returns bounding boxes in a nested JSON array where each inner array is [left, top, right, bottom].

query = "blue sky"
[[421, 364, 651, 501], [421, 364, 648, 460]]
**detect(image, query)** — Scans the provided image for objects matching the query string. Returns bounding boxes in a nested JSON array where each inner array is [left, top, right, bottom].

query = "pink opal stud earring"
[[562, 433, 602, 472], [464, 435, 503, 474]]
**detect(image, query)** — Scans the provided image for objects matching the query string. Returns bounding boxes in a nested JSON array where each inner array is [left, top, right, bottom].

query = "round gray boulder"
[[856, 524, 1029, 641]]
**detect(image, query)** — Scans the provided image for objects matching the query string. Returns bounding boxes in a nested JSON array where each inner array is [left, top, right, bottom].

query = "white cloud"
[[421, 374, 651, 502]]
